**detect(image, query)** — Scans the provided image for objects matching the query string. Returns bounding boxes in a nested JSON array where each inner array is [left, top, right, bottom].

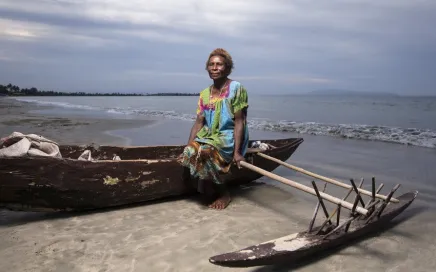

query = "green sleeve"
[[232, 84, 249, 114]]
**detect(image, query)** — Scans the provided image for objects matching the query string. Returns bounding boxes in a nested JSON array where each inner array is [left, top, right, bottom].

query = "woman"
[[178, 48, 249, 210]]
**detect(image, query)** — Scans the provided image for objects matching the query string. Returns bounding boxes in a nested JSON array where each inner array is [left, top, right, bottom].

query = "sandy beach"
[[0, 98, 155, 146], [1, 98, 435, 272]]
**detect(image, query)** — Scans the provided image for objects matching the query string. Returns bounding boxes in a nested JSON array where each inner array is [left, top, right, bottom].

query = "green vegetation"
[[146, 92, 199, 96], [0, 83, 199, 96]]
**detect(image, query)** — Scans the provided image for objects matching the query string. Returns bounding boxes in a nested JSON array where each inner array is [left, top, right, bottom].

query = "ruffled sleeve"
[[231, 84, 249, 114], [196, 95, 204, 116]]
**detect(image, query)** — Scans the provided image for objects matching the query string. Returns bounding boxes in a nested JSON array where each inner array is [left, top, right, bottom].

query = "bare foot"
[[208, 191, 231, 210]]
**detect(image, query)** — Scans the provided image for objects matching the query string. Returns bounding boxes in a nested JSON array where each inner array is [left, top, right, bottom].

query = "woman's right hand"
[[177, 153, 184, 162]]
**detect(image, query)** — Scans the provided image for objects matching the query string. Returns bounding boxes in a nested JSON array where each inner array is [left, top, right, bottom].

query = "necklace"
[[209, 80, 228, 109]]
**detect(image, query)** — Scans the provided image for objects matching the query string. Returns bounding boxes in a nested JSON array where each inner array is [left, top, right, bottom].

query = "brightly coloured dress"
[[178, 80, 249, 185]]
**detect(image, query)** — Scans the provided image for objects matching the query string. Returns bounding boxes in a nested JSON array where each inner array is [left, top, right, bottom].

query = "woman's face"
[[207, 55, 227, 80]]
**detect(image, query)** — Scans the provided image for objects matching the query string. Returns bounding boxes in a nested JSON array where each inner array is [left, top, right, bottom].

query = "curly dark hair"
[[205, 48, 234, 76]]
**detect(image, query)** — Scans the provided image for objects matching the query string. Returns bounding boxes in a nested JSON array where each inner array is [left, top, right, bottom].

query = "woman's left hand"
[[233, 152, 245, 169]]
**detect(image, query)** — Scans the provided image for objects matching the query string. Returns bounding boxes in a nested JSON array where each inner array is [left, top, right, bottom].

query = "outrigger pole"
[[239, 161, 369, 216], [209, 153, 417, 268], [255, 153, 399, 203]]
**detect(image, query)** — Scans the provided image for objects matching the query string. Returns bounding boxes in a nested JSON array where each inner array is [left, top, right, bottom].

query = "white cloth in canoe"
[[77, 150, 121, 161], [0, 132, 62, 158], [250, 141, 273, 150]]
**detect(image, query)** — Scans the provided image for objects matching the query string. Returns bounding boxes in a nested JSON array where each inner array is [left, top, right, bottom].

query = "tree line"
[[0, 83, 199, 96]]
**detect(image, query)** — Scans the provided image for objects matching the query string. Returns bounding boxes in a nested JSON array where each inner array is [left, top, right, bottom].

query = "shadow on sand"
[[0, 193, 195, 227], [0, 182, 266, 227]]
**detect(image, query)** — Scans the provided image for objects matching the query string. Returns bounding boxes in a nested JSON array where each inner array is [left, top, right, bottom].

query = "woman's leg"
[[178, 141, 231, 209], [202, 180, 231, 209]]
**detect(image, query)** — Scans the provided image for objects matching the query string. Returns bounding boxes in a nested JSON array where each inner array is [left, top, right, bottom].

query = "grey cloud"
[[0, 1, 435, 95]]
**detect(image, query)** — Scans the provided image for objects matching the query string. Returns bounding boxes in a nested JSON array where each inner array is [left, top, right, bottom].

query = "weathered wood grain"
[[0, 138, 304, 212]]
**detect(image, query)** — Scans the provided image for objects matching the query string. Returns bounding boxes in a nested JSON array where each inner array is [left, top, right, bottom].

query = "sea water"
[[13, 94, 436, 149]]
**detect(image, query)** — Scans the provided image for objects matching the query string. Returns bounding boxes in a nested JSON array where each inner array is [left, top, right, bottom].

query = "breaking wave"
[[14, 98, 436, 149], [14, 98, 99, 111], [109, 108, 436, 149], [107, 108, 196, 121], [247, 120, 436, 149]]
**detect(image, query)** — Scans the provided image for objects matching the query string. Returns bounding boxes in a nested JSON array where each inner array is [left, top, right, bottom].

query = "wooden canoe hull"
[[209, 191, 418, 268], [0, 138, 303, 212]]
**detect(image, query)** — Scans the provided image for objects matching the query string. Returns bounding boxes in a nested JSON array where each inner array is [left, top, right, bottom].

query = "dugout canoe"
[[0, 137, 303, 212]]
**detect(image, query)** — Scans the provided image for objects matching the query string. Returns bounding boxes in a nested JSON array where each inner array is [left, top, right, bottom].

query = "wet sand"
[[0, 98, 155, 145], [1, 98, 435, 272]]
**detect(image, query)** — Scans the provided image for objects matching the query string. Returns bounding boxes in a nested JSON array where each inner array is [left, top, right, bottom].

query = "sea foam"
[[15, 98, 436, 149]]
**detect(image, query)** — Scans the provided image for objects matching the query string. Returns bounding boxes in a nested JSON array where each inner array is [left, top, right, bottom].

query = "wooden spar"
[[365, 199, 381, 210], [377, 184, 401, 217], [345, 195, 361, 232], [350, 179, 366, 207], [366, 182, 384, 208], [322, 216, 357, 239], [311, 181, 332, 225], [239, 161, 369, 216], [365, 184, 401, 223], [376, 183, 385, 193], [256, 153, 399, 203], [315, 178, 364, 235], [307, 183, 327, 232]]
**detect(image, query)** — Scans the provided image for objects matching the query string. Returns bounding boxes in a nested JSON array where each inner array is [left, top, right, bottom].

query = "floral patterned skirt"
[[178, 141, 231, 185]]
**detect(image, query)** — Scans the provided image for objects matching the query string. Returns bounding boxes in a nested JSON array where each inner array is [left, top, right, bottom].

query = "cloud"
[[0, 18, 49, 41], [233, 75, 335, 84], [122, 70, 204, 79], [0, 0, 289, 38], [121, 69, 335, 85], [0, 0, 435, 94]]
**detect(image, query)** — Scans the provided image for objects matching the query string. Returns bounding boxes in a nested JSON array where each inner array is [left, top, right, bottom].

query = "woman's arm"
[[233, 109, 246, 168], [231, 84, 249, 168], [233, 110, 245, 154], [188, 114, 205, 144]]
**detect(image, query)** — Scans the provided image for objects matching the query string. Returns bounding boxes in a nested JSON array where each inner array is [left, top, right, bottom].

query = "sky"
[[0, 0, 435, 95]]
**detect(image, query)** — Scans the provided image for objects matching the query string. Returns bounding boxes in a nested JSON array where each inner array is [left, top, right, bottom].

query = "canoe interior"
[[209, 191, 418, 268], [0, 137, 304, 212], [58, 138, 302, 160]]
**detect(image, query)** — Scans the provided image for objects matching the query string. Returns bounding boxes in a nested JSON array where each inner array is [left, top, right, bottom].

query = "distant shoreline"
[[2, 93, 199, 97], [307, 89, 400, 97], [0, 83, 199, 97]]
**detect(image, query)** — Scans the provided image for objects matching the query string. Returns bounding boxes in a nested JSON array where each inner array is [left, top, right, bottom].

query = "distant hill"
[[307, 89, 400, 97]]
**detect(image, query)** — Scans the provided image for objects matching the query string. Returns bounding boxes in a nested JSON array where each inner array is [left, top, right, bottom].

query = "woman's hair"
[[205, 48, 234, 75]]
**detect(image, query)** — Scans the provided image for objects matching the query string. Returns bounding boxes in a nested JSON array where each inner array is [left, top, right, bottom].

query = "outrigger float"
[[209, 152, 418, 268]]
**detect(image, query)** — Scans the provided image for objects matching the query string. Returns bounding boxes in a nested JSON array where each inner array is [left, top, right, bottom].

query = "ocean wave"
[[247, 120, 436, 149], [13, 98, 436, 148], [14, 98, 99, 111], [107, 108, 196, 121], [111, 108, 436, 149]]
